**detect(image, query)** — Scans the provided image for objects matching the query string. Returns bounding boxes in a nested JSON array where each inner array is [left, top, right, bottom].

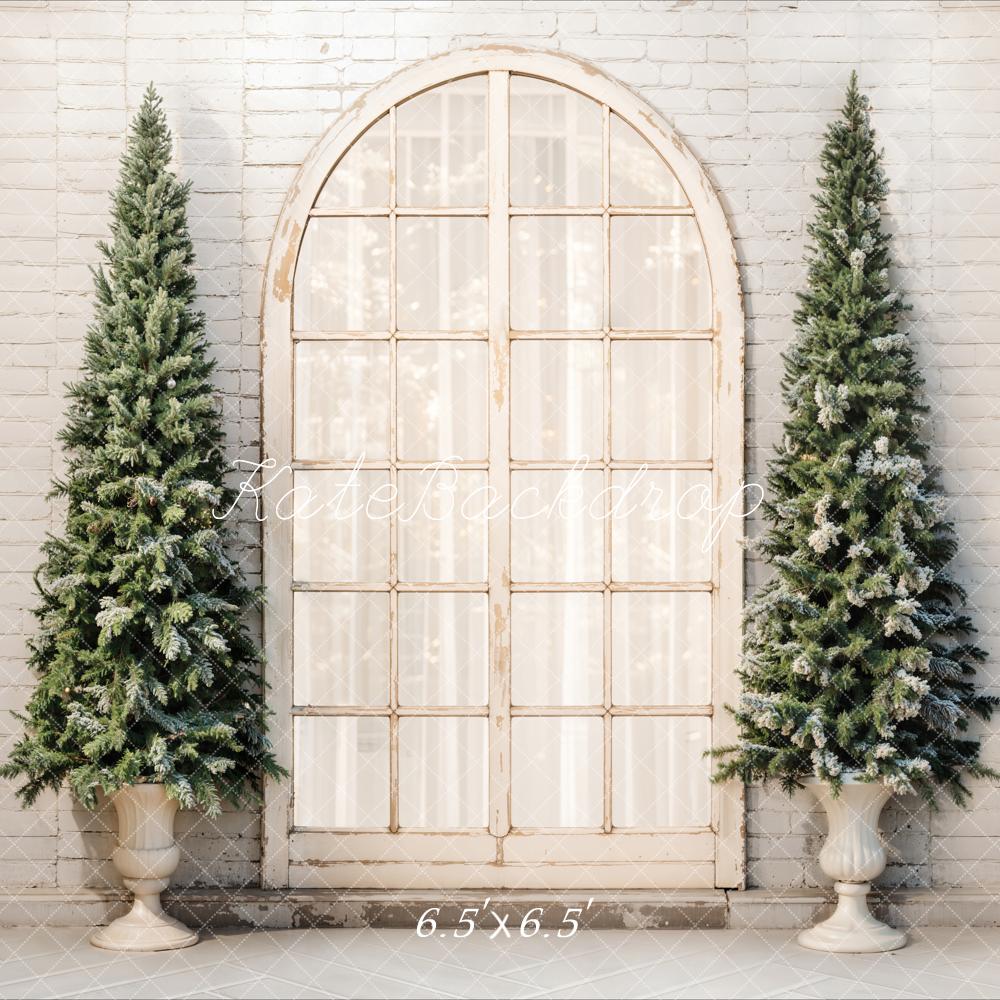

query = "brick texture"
[[1, 0, 998, 895]]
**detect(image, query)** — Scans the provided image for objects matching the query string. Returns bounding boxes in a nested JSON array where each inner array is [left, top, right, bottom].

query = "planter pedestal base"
[[798, 777, 907, 953], [798, 881, 906, 954], [91, 877, 198, 952], [88, 785, 198, 952]]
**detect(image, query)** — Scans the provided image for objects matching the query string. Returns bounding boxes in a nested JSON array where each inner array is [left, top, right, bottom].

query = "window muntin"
[[396, 77, 487, 208], [510, 76, 602, 208], [294, 341, 390, 461], [294, 218, 389, 332], [293, 592, 389, 707], [510, 216, 603, 331], [610, 113, 688, 208], [396, 216, 488, 331], [396, 340, 489, 462], [315, 117, 390, 209]]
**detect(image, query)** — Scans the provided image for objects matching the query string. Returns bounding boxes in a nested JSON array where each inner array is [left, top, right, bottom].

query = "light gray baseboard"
[[2, 887, 999, 931]]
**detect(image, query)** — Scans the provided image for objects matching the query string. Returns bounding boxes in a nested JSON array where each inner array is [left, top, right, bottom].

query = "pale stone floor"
[[1, 926, 999, 999]]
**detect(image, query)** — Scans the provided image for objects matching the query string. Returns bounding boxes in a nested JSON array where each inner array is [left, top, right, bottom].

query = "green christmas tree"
[[1, 85, 283, 816], [713, 73, 997, 805]]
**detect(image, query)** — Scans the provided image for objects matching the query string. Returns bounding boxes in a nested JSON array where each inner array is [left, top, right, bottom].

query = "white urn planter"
[[798, 775, 906, 953], [90, 783, 198, 952]]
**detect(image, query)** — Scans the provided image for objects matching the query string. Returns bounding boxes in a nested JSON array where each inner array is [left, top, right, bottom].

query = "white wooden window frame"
[[260, 47, 745, 891]]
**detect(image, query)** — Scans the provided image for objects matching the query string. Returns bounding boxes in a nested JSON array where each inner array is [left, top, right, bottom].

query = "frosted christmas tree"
[[1, 85, 282, 815], [713, 73, 996, 805]]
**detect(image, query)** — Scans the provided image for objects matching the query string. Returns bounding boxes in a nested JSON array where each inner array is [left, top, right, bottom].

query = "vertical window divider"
[[600, 102, 613, 835], [487, 70, 511, 839], [388, 105, 400, 834]]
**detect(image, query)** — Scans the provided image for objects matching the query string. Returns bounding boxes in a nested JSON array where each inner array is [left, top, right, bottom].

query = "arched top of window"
[[265, 48, 742, 341], [311, 75, 690, 213], [286, 68, 724, 337]]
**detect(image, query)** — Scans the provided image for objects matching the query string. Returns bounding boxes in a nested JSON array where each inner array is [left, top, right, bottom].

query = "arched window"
[[261, 49, 744, 891]]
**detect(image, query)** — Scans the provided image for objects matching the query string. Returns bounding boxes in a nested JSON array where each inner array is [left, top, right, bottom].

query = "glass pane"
[[612, 593, 711, 706], [510, 340, 603, 462], [511, 593, 603, 706], [611, 216, 710, 331], [611, 341, 712, 461], [510, 217, 602, 331], [510, 76, 602, 207], [292, 470, 391, 583], [398, 593, 488, 707], [511, 717, 603, 828], [397, 77, 487, 207], [293, 592, 389, 707], [294, 341, 389, 461], [398, 717, 488, 829], [315, 116, 390, 208], [510, 469, 604, 583], [294, 218, 389, 332], [612, 717, 710, 828], [397, 470, 487, 583], [610, 470, 712, 582], [610, 114, 687, 207], [294, 716, 389, 828], [397, 340, 488, 462], [396, 217, 488, 331]]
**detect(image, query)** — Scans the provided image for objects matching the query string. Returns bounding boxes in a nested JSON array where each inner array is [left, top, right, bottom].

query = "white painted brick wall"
[[1, 0, 998, 895]]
